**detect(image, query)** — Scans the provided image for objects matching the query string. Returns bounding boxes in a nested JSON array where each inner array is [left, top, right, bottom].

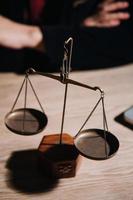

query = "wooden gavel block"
[[38, 133, 81, 178]]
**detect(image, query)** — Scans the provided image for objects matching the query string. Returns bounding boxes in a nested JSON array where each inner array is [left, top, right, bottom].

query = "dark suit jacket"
[[0, 0, 133, 72]]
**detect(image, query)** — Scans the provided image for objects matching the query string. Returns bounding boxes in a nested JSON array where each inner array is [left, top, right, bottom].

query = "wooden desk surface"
[[0, 64, 133, 200]]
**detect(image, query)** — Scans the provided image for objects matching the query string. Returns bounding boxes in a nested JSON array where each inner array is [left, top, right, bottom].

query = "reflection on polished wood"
[[0, 64, 133, 200]]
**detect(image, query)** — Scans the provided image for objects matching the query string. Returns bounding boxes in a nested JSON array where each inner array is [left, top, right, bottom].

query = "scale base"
[[38, 133, 81, 178]]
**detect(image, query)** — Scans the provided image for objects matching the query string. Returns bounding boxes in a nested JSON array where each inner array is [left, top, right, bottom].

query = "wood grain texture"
[[0, 64, 133, 200]]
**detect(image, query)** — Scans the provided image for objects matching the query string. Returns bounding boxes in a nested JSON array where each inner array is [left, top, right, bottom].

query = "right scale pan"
[[74, 129, 119, 160]]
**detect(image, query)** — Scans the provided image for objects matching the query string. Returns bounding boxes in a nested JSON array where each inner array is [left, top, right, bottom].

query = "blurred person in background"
[[0, 0, 132, 72]]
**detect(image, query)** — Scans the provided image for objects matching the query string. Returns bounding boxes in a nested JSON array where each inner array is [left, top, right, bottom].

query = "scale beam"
[[26, 68, 103, 94]]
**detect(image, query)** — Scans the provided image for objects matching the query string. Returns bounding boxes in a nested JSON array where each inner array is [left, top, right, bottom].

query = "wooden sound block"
[[38, 133, 81, 178]]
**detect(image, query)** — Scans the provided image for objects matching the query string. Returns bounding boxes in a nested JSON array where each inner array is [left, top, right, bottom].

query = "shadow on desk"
[[6, 149, 59, 194]]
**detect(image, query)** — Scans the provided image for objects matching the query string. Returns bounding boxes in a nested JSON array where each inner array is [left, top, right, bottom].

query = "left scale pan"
[[4, 71, 48, 136], [5, 108, 48, 135]]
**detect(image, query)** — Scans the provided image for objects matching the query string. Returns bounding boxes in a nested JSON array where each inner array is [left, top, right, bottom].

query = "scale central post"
[[37, 37, 81, 178], [60, 37, 73, 144]]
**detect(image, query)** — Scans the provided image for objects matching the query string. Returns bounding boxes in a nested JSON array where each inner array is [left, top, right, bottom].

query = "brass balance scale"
[[4, 38, 119, 178]]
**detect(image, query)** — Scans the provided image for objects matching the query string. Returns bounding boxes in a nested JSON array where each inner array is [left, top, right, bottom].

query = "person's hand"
[[83, 0, 130, 28], [0, 15, 43, 49]]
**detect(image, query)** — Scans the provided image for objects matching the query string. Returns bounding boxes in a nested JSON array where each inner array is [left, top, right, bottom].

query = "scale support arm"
[[26, 68, 103, 94]]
